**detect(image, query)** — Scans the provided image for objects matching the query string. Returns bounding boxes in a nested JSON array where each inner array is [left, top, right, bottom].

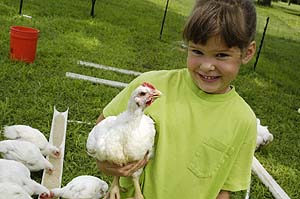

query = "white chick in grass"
[[86, 82, 162, 199], [49, 175, 108, 199], [0, 159, 51, 198], [3, 125, 60, 158], [0, 140, 53, 172], [256, 118, 274, 150], [0, 182, 33, 199]]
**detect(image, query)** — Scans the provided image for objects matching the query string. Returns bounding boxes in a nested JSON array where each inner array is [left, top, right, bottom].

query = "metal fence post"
[[254, 17, 270, 70], [159, 0, 170, 39], [19, 0, 23, 15]]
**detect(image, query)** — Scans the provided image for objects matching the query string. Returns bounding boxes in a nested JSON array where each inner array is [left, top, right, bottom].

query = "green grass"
[[0, 0, 299, 198]]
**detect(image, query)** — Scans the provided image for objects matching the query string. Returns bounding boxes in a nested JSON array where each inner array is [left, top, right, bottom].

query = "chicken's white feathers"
[[0, 140, 53, 172], [3, 125, 60, 158], [87, 114, 155, 165], [51, 175, 108, 199], [86, 83, 160, 166], [0, 182, 33, 199], [256, 118, 274, 150], [0, 159, 50, 196]]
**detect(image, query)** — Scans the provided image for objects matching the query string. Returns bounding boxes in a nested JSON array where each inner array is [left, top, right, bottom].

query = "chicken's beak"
[[152, 89, 162, 99], [146, 89, 162, 107]]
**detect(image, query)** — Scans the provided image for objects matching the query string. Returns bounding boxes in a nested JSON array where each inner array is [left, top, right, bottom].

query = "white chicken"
[[0, 182, 33, 199], [86, 82, 162, 199], [256, 118, 274, 150], [49, 175, 108, 199], [0, 139, 53, 172], [0, 159, 51, 198], [3, 125, 60, 158]]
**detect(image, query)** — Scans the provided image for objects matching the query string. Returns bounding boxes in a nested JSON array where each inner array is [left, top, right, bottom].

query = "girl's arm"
[[217, 190, 230, 199], [96, 113, 105, 124]]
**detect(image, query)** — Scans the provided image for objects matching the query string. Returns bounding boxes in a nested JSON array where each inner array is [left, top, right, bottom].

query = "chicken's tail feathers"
[[0, 140, 9, 153], [3, 125, 19, 139], [86, 133, 97, 157], [86, 149, 97, 158]]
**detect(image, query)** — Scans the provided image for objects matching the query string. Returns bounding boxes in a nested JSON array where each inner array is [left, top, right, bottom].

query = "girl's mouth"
[[198, 73, 220, 82]]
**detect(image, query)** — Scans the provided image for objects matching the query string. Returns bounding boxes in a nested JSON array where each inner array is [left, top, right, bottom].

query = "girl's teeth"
[[198, 73, 218, 80], [204, 76, 214, 79]]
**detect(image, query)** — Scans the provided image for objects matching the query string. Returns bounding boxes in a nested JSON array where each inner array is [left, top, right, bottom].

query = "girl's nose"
[[200, 62, 215, 72]]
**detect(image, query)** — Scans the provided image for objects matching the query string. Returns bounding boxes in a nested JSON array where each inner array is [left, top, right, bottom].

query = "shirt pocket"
[[187, 137, 234, 178]]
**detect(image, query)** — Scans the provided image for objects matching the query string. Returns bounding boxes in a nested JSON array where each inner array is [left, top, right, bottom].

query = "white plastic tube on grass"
[[22, 14, 32, 18], [252, 156, 291, 199], [78, 60, 142, 76], [66, 72, 128, 88], [39, 107, 68, 196]]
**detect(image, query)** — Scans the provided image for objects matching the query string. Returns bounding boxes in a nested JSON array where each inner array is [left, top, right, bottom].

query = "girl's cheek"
[[187, 56, 199, 67]]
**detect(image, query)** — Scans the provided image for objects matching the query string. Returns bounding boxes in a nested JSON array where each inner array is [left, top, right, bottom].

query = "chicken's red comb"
[[142, 82, 155, 89]]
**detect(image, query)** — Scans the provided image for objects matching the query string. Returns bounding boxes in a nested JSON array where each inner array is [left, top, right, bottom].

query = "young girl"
[[96, 0, 257, 198]]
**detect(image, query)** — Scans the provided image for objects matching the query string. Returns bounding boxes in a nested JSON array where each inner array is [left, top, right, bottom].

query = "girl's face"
[[187, 36, 255, 94]]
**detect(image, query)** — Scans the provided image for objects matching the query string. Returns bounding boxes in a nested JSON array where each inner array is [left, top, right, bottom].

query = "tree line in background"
[[257, 0, 300, 6]]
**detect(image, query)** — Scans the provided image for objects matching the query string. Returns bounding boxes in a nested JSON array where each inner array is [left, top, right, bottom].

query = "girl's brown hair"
[[183, 0, 256, 49]]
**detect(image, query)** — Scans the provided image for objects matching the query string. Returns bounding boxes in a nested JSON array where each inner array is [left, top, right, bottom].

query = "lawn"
[[0, 0, 299, 198]]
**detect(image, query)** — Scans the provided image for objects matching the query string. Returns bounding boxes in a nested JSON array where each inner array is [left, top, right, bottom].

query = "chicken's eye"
[[139, 92, 146, 96]]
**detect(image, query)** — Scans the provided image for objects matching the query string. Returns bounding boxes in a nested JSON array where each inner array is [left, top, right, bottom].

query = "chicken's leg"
[[126, 175, 144, 199], [104, 176, 121, 199]]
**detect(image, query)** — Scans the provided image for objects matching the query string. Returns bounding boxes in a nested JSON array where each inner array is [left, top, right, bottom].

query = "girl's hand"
[[96, 152, 149, 177]]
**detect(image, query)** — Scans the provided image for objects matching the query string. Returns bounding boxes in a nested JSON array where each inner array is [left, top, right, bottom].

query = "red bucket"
[[10, 26, 40, 63]]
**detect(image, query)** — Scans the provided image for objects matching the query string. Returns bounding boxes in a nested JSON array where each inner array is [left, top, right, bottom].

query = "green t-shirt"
[[103, 69, 257, 199]]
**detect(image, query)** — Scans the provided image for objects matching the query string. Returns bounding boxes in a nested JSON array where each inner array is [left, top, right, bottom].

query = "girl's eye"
[[216, 53, 230, 59], [191, 49, 203, 56]]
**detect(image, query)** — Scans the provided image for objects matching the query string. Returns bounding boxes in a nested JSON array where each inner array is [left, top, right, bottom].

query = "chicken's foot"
[[126, 176, 144, 199], [104, 176, 121, 199]]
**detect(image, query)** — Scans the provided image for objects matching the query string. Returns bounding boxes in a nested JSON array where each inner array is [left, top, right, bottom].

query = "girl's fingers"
[[124, 158, 149, 176], [96, 151, 150, 176]]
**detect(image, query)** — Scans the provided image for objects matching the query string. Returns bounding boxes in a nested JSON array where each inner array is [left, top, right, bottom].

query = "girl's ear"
[[242, 41, 256, 64]]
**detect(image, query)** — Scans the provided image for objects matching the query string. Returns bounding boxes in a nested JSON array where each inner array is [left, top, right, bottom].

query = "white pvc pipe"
[[252, 156, 291, 199], [39, 107, 68, 196], [78, 60, 142, 76], [66, 72, 128, 88]]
